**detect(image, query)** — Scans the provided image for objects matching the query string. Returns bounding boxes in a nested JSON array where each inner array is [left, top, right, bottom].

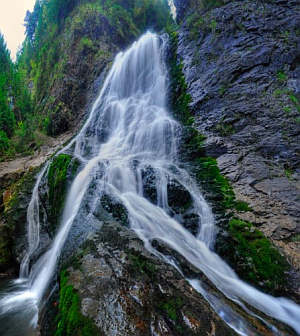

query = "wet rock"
[[100, 194, 129, 227]]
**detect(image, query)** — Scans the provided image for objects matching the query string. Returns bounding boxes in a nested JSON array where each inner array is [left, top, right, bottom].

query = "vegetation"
[[129, 253, 156, 278], [55, 270, 99, 336], [167, 29, 193, 125], [227, 219, 288, 292], [158, 297, 183, 321], [17, 0, 172, 137], [0, 0, 172, 159], [0, 33, 33, 158]]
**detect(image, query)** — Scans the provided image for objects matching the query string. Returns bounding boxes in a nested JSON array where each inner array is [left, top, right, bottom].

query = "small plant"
[[277, 71, 287, 83], [284, 168, 293, 180], [235, 200, 252, 212], [283, 106, 292, 115], [0, 130, 9, 153], [210, 19, 217, 33], [158, 297, 183, 321], [219, 84, 228, 96], [273, 88, 284, 97], [280, 30, 290, 44], [129, 253, 156, 278]]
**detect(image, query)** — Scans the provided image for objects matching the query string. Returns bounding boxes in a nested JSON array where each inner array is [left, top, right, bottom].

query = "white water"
[[0, 32, 300, 335]]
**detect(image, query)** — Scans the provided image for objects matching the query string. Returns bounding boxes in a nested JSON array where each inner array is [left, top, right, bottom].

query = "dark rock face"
[[174, 0, 300, 296]]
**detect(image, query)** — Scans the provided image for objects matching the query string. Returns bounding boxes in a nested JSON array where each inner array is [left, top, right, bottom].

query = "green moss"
[[55, 270, 99, 336], [228, 219, 288, 292], [195, 157, 235, 210], [128, 253, 156, 279], [167, 30, 193, 126], [277, 71, 287, 83], [284, 168, 293, 180], [158, 297, 183, 321], [48, 154, 73, 230], [235, 200, 251, 212]]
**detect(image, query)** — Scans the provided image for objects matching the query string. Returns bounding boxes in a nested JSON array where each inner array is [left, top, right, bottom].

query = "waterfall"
[[0, 32, 299, 336]]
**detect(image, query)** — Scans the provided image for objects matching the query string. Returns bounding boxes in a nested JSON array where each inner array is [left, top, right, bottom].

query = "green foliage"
[[277, 70, 287, 83], [78, 37, 94, 53], [0, 130, 9, 153], [15, 0, 172, 139], [289, 93, 300, 113], [184, 127, 206, 158], [284, 168, 293, 180], [55, 270, 99, 336], [210, 19, 217, 33], [0, 34, 15, 139], [48, 154, 73, 230], [235, 200, 251, 212], [0, 32, 34, 159], [186, 13, 205, 39], [185, 1, 224, 38], [228, 219, 288, 292]]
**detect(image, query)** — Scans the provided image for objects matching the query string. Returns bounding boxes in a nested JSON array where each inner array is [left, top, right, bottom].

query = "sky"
[[0, 0, 36, 60]]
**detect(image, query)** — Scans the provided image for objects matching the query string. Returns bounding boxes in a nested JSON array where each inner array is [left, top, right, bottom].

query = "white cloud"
[[0, 0, 36, 60]]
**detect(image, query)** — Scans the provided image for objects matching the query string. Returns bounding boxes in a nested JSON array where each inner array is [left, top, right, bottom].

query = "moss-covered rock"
[[55, 270, 100, 336], [167, 29, 194, 126], [221, 218, 288, 294], [48, 154, 80, 232]]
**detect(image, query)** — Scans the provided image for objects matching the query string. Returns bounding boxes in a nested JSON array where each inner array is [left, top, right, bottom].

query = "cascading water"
[[0, 32, 300, 336]]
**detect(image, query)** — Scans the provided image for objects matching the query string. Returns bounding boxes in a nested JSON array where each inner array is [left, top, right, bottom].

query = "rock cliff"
[[174, 0, 300, 300]]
